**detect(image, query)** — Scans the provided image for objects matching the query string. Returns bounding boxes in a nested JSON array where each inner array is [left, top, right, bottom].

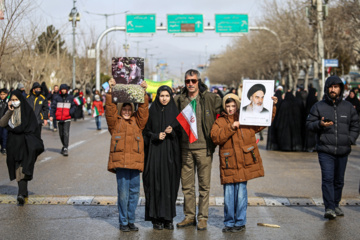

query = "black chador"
[[143, 86, 182, 225]]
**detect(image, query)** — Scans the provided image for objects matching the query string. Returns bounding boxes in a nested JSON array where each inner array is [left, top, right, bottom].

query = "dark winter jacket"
[[306, 76, 359, 156], [26, 82, 49, 125], [50, 84, 76, 121], [174, 81, 222, 156], [0, 98, 8, 117]]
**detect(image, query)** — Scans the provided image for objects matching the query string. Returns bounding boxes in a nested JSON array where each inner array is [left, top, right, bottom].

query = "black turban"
[[247, 84, 266, 99]]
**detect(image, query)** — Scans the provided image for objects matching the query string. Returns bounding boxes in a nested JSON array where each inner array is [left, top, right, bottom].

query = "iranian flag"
[[74, 96, 82, 106], [176, 99, 198, 143], [92, 106, 99, 117]]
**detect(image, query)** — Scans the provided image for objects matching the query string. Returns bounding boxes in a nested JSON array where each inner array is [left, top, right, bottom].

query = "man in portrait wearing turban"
[[242, 84, 269, 114]]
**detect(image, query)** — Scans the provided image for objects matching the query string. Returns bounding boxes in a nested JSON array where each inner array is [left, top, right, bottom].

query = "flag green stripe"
[[190, 99, 196, 114]]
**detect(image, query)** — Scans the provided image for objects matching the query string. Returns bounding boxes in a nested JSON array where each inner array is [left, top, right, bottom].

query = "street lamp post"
[[84, 10, 129, 74], [69, 0, 80, 89]]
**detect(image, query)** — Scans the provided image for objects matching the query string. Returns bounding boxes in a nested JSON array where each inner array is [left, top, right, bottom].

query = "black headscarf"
[[8, 90, 40, 135], [6, 90, 44, 180], [143, 85, 181, 222], [306, 88, 318, 115], [148, 85, 179, 131], [346, 90, 360, 113]]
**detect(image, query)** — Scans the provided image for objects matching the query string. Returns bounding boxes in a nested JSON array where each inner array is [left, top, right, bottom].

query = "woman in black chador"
[[303, 87, 318, 151], [143, 85, 181, 230], [274, 91, 305, 151], [0, 90, 44, 205]]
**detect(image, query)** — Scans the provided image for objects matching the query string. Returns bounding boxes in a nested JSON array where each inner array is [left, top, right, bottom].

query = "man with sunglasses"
[[175, 69, 222, 230]]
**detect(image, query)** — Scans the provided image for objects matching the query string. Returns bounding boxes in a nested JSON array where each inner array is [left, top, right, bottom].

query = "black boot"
[[17, 180, 28, 205]]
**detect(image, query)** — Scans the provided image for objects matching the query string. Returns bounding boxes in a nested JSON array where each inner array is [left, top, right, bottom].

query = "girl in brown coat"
[[105, 79, 149, 232], [211, 93, 277, 233]]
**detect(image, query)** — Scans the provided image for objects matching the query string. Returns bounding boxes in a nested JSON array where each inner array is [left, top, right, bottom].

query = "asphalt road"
[[0, 116, 359, 240]]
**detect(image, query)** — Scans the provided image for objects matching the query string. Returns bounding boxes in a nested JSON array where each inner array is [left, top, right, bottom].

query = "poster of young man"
[[111, 57, 145, 103], [239, 80, 275, 126]]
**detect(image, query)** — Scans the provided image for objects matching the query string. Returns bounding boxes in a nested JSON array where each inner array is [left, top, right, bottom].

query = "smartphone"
[[323, 118, 333, 123]]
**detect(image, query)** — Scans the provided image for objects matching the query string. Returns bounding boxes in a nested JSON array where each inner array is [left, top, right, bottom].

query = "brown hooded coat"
[[105, 93, 149, 173], [211, 105, 276, 185]]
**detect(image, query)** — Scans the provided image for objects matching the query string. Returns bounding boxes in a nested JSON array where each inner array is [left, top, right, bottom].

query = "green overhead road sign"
[[215, 14, 248, 33], [126, 14, 156, 33], [167, 14, 203, 33]]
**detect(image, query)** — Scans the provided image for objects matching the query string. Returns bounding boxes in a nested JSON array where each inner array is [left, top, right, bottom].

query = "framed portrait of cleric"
[[239, 80, 275, 126], [111, 57, 145, 103]]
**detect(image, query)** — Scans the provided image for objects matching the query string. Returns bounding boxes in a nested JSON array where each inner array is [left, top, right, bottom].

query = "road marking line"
[[68, 140, 86, 150], [348, 162, 360, 171], [39, 157, 53, 163]]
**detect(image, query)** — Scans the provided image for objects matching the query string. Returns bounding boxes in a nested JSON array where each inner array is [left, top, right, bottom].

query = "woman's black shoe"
[[153, 222, 164, 230], [128, 223, 139, 231], [164, 222, 174, 230], [17, 195, 25, 205]]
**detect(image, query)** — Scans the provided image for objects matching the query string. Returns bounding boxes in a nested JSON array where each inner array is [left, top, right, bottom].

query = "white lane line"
[[39, 157, 53, 163], [68, 140, 86, 150], [348, 162, 360, 171], [94, 129, 108, 136]]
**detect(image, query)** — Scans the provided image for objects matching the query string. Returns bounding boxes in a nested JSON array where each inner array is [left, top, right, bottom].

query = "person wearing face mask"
[[0, 90, 44, 205], [143, 85, 182, 230], [210, 94, 277, 233], [49, 84, 76, 156], [105, 78, 149, 232], [26, 82, 49, 136]]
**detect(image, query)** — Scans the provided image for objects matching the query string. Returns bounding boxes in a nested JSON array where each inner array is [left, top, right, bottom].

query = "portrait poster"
[[111, 57, 145, 103], [239, 80, 275, 126]]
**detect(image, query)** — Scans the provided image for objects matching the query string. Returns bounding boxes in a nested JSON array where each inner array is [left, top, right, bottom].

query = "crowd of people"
[[0, 71, 358, 233], [0, 82, 105, 204]]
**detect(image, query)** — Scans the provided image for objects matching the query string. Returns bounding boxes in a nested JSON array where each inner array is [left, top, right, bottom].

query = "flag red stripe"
[[176, 113, 197, 143]]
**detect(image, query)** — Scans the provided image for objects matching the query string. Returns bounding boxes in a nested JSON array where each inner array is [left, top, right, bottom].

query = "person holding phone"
[[307, 76, 359, 220], [0, 90, 44, 205]]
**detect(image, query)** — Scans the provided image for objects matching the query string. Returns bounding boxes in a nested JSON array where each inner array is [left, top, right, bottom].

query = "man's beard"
[[329, 92, 339, 100], [252, 104, 264, 113]]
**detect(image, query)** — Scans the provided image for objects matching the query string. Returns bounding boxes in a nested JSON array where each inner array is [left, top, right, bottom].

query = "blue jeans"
[[318, 152, 348, 210], [223, 182, 247, 227], [116, 168, 140, 226], [95, 116, 101, 129], [0, 126, 8, 150]]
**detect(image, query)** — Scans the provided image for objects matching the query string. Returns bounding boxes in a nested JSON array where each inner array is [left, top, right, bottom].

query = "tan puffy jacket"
[[105, 93, 149, 173], [211, 106, 276, 185]]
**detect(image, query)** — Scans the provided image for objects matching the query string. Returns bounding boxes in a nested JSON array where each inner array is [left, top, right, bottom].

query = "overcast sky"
[[33, 0, 269, 81]]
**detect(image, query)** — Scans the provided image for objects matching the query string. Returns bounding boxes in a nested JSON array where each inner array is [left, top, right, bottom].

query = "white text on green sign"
[[167, 14, 203, 33], [126, 14, 156, 33], [215, 14, 248, 33]]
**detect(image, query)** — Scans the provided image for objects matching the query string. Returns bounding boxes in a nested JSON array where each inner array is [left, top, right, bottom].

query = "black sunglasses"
[[185, 79, 198, 84]]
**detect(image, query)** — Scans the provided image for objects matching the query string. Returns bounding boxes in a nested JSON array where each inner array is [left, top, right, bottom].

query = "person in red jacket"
[[92, 94, 104, 130], [50, 84, 76, 156]]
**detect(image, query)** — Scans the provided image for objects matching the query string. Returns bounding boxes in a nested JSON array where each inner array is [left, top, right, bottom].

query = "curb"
[[1, 195, 359, 206]]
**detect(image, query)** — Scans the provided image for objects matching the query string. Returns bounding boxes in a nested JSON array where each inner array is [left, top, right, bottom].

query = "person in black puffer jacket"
[[306, 75, 359, 220], [26, 82, 49, 136]]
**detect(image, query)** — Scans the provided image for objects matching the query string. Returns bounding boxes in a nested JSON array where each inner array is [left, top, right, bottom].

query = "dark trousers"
[[58, 121, 71, 148], [318, 152, 348, 210], [0, 126, 8, 150], [18, 180, 28, 197], [53, 117, 57, 129], [39, 124, 42, 138]]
